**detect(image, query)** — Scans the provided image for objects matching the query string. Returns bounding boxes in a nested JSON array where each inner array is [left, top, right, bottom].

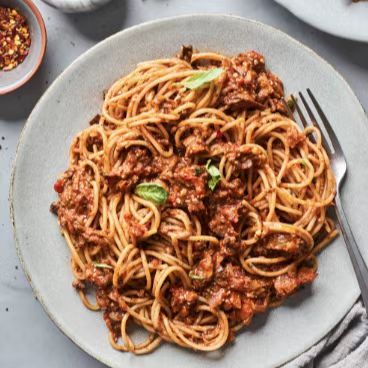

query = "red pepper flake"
[[216, 130, 224, 139], [0, 7, 31, 72], [54, 179, 64, 193]]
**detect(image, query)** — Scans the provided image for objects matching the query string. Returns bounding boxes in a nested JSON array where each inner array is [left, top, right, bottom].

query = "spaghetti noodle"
[[51, 48, 337, 354]]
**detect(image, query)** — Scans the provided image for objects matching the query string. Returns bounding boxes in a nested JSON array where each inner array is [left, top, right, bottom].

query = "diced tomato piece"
[[216, 130, 224, 138], [54, 179, 64, 193]]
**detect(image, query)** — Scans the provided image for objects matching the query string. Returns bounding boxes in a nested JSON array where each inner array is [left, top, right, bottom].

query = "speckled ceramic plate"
[[274, 0, 368, 43], [11, 15, 368, 368]]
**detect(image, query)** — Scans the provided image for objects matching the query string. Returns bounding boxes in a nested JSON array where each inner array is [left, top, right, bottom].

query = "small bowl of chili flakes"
[[0, 0, 46, 94]]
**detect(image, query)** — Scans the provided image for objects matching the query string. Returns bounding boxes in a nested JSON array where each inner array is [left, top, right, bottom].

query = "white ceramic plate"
[[274, 0, 368, 43], [11, 15, 368, 368]]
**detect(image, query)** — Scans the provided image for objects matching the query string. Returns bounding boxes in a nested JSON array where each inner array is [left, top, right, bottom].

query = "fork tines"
[[284, 90, 336, 156]]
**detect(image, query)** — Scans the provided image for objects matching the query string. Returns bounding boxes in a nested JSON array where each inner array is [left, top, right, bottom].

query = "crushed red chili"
[[0, 7, 31, 71]]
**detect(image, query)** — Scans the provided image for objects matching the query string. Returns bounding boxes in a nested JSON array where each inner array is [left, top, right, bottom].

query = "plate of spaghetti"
[[11, 14, 368, 368]]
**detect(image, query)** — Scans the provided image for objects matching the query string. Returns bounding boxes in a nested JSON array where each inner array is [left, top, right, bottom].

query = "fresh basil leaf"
[[93, 262, 113, 270], [189, 271, 205, 281], [206, 160, 221, 191], [135, 182, 168, 205], [182, 68, 224, 90]]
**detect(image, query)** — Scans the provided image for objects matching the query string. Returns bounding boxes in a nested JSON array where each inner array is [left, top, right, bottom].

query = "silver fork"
[[283, 89, 368, 312]]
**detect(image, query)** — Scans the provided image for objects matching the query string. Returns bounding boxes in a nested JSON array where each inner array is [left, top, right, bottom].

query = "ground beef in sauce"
[[52, 49, 319, 342], [170, 286, 198, 318], [85, 264, 113, 288], [202, 263, 273, 324], [72, 279, 85, 291], [96, 287, 124, 340], [53, 167, 111, 250], [208, 201, 247, 239], [252, 233, 308, 258], [274, 267, 316, 298], [89, 114, 101, 126], [124, 213, 148, 240], [190, 251, 214, 284], [219, 51, 285, 113], [222, 143, 266, 173], [166, 159, 208, 213], [216, 264, 271, 296], [178, 44, 193, 63], [286, 127, 306, 148], [105, 147, 158, 192], [182, 127, 213, 157], [212, 178, 246, 202], [56, 167, 94, 228]]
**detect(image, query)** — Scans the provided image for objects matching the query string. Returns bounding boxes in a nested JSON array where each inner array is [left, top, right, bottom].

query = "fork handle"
[[335, 194, 368, 311]]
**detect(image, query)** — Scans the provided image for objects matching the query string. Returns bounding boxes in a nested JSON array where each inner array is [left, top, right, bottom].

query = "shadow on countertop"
[[63, 0, 127, 42], [0, 63, 49, 122]]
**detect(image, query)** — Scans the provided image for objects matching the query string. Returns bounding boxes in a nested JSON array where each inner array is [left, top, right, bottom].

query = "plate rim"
[[274, 0, 368, 43], [9, 13, 365, 368]]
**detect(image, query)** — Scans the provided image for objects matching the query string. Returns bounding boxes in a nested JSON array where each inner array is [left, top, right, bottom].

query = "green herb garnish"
[[182, 68, 224, 90], [134, 182, 168, 205], [93, 263, 113, 270], [205, 160, 221, 191]]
